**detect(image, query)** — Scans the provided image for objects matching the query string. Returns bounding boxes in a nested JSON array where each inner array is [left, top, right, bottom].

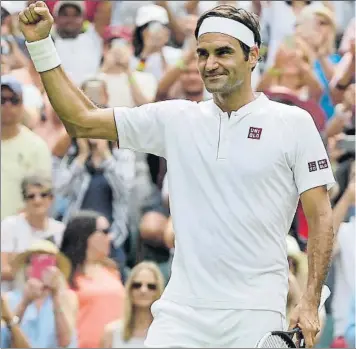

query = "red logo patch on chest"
[[248, 127, 262, 140]]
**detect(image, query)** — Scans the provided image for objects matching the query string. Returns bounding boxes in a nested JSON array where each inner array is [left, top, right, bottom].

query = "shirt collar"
[[210, 92, 269, 117]]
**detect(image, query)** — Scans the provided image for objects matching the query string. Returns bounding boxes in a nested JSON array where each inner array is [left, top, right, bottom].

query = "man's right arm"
[[19, 2, 118, 141], [40, 66, 118, 140]]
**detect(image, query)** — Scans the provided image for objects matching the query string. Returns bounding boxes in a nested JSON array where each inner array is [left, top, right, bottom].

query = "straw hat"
[[11, 240, 71, 280]]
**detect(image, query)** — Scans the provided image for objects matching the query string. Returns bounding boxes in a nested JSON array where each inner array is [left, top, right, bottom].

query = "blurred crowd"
[[1, 0, 355, 348]]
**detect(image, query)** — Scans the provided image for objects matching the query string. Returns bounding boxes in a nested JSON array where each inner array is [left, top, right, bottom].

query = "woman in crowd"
[[60, 210, 125, 348], [1, 240, 77, 348], [100, 261, 165, 348], [256, 35, 323, 101]]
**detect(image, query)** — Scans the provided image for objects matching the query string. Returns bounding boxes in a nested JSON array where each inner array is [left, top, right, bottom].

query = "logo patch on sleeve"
[[308, 161, 317, 172], [248, 127, 262, 140], [318, 159, 329, 170]]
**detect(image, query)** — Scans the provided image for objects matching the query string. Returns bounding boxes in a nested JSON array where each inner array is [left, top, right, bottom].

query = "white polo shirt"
[[114, 93, 335, 315]]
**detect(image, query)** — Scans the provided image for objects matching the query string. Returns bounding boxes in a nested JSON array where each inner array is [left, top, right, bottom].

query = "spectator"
[[131, 4, 182, 80], [260, 0, 312, 69], [297, 4, 341, 119], [99, 29, 157, 107], [155, 41, 204, 102], [1, 294, 30, 348], [1, 75, 52, 220], [256, 38, 323, 101], [52, 133, 135, 270], [1, 175, 65, 292], [101, 261, 165, 347], [52, 0, 102, 86], [331, 163, 355, 348], [60, 211, 125, 348], [1, 240, 77, 348]]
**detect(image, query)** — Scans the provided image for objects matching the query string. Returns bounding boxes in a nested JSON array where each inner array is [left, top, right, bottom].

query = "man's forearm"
[[305, 212, 334, 303], [40, 66, 96, 136]]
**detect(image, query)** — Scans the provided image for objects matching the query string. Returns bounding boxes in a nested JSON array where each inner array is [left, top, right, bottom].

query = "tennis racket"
[[255, 285, 331, 348]]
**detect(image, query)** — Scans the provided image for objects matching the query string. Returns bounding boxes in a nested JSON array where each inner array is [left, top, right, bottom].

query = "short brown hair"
[[195, 5, 262, 70]]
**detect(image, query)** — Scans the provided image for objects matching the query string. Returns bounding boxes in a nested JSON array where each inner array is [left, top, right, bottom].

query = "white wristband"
[[25, 36, 61, 73]]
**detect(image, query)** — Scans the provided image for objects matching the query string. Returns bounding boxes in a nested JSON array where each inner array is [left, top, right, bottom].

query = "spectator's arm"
[[332, 172, 355, 250], [53, 289, 78, 348], [1, 295, 30, 348], [93, 1, 112, 38], [317, 55, 336, 82], [156, 47, 196, 101], [127, 71, 153, 106], [330, 52, 355, 105], [1, 253, 16, 281], [51, 129, 72, 158], [325, 104, 353, 138], [184, 0, 200, 15], [300, 63, 323, 101], [7, 36, 29, 70], [156, 1, 186, 45]]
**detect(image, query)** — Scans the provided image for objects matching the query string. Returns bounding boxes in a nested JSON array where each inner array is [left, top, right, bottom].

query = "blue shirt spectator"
[[314, 53, 342, 119]]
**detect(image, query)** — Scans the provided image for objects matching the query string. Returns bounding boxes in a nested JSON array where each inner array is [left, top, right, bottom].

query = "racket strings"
[[260, 334, 292, 348]]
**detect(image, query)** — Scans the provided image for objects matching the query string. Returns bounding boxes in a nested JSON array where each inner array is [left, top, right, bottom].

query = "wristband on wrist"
[[25, 36, 61, 73], [128, 74, 136, 84], [136, 58, 146, 72]]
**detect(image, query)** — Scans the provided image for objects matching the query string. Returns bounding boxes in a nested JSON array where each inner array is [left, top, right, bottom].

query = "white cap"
[[135, 4, 169, 27]]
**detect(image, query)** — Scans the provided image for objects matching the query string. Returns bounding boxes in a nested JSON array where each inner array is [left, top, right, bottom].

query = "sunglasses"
[[98, 227, 110, 234], [131, 282, 157, 291], [1, 96, 21, 105], [24, 191, 52, 200]]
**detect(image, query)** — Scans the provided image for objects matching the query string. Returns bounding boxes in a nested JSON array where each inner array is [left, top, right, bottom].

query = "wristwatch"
[[6, 316, 20, 328]]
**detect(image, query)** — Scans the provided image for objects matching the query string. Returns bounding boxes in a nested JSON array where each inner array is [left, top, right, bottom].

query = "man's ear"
[[249, 46, 259, 69]]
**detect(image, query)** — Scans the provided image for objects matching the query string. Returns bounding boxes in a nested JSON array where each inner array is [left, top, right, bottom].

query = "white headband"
[[198, 17, 255, 47]]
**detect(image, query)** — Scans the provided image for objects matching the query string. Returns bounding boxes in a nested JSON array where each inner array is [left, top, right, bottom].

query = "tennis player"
[[19, 2, 335, 347]]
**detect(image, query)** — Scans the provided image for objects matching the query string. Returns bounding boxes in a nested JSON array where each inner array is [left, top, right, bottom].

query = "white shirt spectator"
[[332, 216, 355, 337], [114, 93, 335, 315], [55, 27, 102, 86]]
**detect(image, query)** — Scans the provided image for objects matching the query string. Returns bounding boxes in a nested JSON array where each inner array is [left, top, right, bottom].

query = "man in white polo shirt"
[[19, 2, 335, 347]]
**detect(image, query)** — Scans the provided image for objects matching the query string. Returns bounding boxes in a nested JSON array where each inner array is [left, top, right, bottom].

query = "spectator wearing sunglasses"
[[1, 76, 52, 221], [60, 210, 125, 348], [1, 175, 65, 292], [101, 262, 165, 348]]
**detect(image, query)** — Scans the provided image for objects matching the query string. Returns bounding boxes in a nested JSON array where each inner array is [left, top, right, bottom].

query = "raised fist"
[[19, 1, 53, 43]]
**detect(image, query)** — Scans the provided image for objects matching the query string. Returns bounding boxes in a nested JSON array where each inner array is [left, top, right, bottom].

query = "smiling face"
[[197, 33, 256, 94]]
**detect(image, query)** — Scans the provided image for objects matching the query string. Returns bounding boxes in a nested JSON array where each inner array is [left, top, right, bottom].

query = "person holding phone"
[[1, 240, 77, 348], [1, 295, 30, 348]]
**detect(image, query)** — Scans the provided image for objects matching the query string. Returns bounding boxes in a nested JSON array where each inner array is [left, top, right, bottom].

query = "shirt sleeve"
[[114, 100, 189, 157], [291, 107, 335, 194]]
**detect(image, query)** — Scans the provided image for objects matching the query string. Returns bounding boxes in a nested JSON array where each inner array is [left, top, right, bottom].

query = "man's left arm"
[[300, 186, 334, 303]]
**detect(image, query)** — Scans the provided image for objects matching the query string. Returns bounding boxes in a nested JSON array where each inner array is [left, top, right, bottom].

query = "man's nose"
[[205, 55, 219, 72]]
